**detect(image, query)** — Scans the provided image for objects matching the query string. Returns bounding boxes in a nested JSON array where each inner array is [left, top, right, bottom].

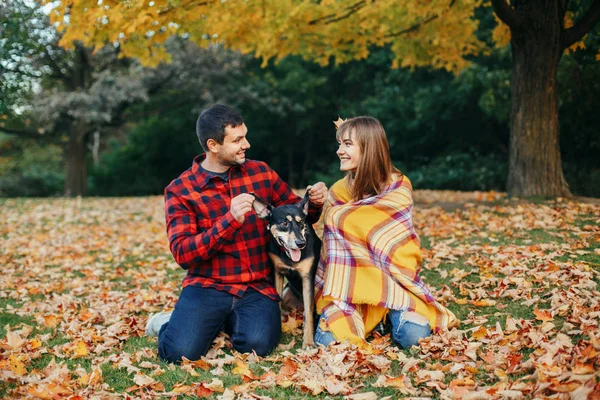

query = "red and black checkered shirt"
[[165, 154, 322, 300]]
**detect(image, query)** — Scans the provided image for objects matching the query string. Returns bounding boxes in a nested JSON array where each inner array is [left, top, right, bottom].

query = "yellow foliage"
[[46, 0, 486, 74], [563, 13, 586, 54], [492, 14, 511, 47]]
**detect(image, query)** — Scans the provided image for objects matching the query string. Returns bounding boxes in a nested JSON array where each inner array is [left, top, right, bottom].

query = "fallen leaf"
[[344, 392, 378, 400], [533, 308, 553, 322]]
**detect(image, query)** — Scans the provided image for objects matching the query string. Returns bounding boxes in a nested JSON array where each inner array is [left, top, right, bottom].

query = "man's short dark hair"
[[196, 104, 244, 151]]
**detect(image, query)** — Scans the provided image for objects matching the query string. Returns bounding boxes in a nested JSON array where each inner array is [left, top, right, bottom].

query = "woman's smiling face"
[[336, 130, 362, 173]]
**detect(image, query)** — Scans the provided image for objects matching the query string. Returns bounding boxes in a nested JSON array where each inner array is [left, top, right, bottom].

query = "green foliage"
[[343, 48, 509, 165], [409, 152, 507, 191], [237, 56, 342, 188], [0, 0, 50, 116], [89, 114, 198, 196], [563, 164, 600, 198], [0, 135, 64, 197], [557, 30, 600, 197]]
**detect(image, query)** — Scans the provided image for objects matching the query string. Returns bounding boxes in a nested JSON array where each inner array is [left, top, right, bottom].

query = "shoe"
[[145, 311, 172, 337], [374, 321, 387, 336]]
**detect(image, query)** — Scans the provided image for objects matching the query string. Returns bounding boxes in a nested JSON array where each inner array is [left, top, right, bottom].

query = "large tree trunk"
[[506, 1, 571, 197], [63, 43, 92, 197], [64, 121, 88, 197]]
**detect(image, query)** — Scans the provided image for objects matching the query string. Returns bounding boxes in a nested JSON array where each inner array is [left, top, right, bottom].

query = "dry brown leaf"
[[300, 378, 325, 395], [344, 392, 378, 400], [6, 330, 26, 350], [132, 371, 155, 387]]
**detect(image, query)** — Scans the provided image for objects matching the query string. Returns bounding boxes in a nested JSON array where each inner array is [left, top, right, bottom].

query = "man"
[[146, 104, 327, 363]]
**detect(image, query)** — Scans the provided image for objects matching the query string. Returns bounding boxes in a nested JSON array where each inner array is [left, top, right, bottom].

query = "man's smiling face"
[[216, 123, 251, 167]]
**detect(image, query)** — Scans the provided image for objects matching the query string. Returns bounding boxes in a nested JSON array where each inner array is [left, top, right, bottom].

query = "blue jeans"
[[314, 309, 430, 349], [158, 286, 281, 363]]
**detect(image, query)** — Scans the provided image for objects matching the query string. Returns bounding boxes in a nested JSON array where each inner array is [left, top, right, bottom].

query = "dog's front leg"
[[274, 270, 284, 299], [301, 274, 315, 348], [270, 254, 285, 299]]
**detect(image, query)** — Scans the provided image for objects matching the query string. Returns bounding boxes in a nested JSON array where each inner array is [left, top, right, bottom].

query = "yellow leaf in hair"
[[333, 116, 346, 130]]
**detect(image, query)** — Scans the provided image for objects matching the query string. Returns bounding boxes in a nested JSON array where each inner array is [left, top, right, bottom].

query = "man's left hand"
[[307, 182, 328, 206]]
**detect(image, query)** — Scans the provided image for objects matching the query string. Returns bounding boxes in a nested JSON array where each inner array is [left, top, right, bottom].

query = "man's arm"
[[165, 189, 242, 269]]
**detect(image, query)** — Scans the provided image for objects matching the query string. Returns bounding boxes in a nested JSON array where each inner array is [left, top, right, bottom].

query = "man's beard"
[[218, 152, 245, 167]]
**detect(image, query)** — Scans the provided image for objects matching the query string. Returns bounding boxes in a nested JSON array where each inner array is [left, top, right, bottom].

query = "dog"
[[251, 190, 321, 348]]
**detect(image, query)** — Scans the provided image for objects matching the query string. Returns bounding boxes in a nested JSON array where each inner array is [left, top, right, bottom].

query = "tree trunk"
[[507, 1, 571, 197], [64, 121, 88, 197], [63, 43, 92, 197]]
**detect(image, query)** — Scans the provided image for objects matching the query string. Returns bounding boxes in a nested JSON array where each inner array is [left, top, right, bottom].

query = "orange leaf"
[[480, 350, 495, 364], [27, 383, 72, 399], [193, 384, 214, 398], [43, 315, 60, 328], [181, 356, 211, 370], [550, 380, 584, 393], [28, 338, 43, 350], [533, 308, 553, 322], [385, 376, 406, 389], [279, 358, 297, 377], [505, 353, 522, 374], [470, 299, 497, 307], [471, 326, 488, 340]]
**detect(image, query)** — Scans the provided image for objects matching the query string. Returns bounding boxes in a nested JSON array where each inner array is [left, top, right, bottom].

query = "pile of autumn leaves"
[[0, 194, 598, 399]]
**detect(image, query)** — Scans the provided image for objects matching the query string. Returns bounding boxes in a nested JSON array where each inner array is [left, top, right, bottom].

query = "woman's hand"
[[307, 182, 328, 206]]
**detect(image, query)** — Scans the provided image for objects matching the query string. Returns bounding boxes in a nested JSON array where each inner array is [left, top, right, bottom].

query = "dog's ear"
[[297, 188, 310, 216], [250, 193, 272, 219]]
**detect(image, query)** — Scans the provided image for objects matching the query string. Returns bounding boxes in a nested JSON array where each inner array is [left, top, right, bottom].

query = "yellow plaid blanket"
[[314, 175, 458, 346]]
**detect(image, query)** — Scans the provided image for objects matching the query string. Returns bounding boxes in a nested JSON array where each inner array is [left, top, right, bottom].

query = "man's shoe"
[[145, 311, 172, 337]]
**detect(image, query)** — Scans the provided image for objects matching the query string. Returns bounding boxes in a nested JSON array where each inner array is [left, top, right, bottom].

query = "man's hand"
[[231, 193, 255, 224], [307, 182, 328, 206]]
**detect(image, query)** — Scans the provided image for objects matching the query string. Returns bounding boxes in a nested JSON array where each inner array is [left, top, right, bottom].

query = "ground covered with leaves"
[[1, 192, 599, 399]]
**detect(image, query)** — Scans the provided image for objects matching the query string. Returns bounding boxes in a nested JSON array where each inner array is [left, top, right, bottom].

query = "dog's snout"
[[295, 239, 306, 248]]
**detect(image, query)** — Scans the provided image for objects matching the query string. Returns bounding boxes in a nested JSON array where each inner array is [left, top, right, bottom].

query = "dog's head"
[[251, 191, 310, 262]]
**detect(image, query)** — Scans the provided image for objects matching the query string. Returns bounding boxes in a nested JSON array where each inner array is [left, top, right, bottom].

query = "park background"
[[1, 1, 600, 399], [1, 0, 599, 199]]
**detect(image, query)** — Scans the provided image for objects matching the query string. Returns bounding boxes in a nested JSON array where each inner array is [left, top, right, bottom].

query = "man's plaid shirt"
[[165, 154, 322, 300]]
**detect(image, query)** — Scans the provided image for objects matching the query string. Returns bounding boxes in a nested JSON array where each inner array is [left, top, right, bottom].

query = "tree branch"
[[0, 125, 45, 138], [563, 0, 600, 49], [157, 0, 211, 16], [385, 15, 438, 38], [491, 0, 522, 30], [308, 0, 366, 25], [147, 70, 176, 95], [384, 0, 457, 39]]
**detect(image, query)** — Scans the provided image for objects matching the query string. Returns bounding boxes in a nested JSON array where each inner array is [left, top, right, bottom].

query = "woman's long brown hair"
[[336, 116, 402, 201]]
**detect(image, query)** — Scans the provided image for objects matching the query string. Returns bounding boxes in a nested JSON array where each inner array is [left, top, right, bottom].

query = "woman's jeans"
[[314, 309, 430, 348], [158, 286, 281, 363]]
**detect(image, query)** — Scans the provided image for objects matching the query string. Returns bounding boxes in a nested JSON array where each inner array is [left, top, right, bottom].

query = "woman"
[[314, 116, 458, 348]]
